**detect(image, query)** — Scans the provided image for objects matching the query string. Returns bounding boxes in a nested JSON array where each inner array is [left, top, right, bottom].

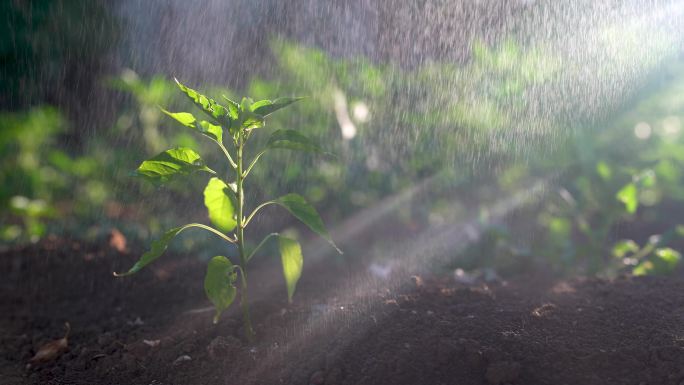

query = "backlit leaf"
[[612, 239, 639, 258], [616, 183, 638, 214], [221, 95, 239, 120], [273, 193, 341, 253], [174, 78, 229, 122], [204, 256, 237, 323], [135, 147, 214, 183], [654, 247, 681, 269], [278, 236, 303, 303], [161, 109, 223, 142], [251, 97, 304, 117], [161, 109, 196, 128], [196, 121, 223, 142], [203, 177, 237, 233]]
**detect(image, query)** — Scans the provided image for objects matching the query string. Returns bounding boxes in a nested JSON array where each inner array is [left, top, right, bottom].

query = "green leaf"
[[273, 193, 341, 253], [114, 226, 186, 276], [204, 256, 237, 323], [595, 161, 612, 180], [221, 95, 239, 120], [196, 121, 223, 142], [654, 247, 681, 269], [632, 261, 653, 276], [135, 147, 214, 182], [616, 183, 638, 214], [203, 177, 237, 233], [174, 78, 229, 121], [251, 97, 304, 117], [266, 129, 324, 153], [612, 239, 639, 258], [278, 236, 303, 303], [161, 109, 223, 142], [161, 109, 196, 128], [242, 113, 265, 130]]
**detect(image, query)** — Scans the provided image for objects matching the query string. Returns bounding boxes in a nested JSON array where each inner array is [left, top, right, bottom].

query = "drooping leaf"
[[174, 78, 229, 121], [616, 183, 638, 214], [278, 236, 303, 303], [135, 147, 214, 183], [161, 109, 223, 142], [114, 226, 187, 276], [204, 256, 237, 323], [114, 223, 233, 277], [266, 129, 324, 153], [251, 97, 304, 117], [203, 177, 237, 233], [273, 193, 341, 253]]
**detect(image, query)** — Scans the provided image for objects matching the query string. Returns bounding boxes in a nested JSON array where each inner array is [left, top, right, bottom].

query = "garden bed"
[[2, 239, 684, 385]]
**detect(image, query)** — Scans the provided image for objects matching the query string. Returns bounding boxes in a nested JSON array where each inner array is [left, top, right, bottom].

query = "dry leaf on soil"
[[30, 322, 70, 363]]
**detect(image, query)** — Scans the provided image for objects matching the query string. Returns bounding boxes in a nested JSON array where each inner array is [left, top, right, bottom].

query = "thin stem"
[[216, 140, 237, 169], [246, 232, 279, 263], [235, 131, 255, 342], [243, 150, 266, 178], [189, 223, 237, 244], [243, 201, 276, 228]]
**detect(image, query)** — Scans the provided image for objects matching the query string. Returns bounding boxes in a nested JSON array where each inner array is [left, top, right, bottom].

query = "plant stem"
[[235, 133, 255, 342]]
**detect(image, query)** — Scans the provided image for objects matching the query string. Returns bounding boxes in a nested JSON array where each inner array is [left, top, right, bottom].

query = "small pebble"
[[173, 355, 192, 365]]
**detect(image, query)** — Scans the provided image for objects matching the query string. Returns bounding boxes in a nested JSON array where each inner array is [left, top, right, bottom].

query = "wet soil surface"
[[2, 239, 684, 385]]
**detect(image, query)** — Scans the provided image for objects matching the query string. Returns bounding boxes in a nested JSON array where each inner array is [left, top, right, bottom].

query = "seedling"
[[115, 79, 340, 341]]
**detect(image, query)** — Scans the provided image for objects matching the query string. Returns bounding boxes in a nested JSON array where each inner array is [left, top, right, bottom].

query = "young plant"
[[114, 79, 340, 340]]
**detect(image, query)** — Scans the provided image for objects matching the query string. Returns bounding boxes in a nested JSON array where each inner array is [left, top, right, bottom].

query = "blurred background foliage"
[[2, 1, 683, 279]]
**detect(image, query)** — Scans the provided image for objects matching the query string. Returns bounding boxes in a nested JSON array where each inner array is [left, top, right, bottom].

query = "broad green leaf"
[[135, 147, 214, 182], [654, 247, 681, 269], [266, 129, 324, 153], [616, 183, 638, 214], [242, 113, 265, 130], [161, 109, 196, 128], [612, 239, 639, 258], [196, 121, 223, 142], [114, 225, 187, 276], [251, 97, 304, 117], [278, 236, 303, 303], [204, 256, 237, 323], [203, 177, 237, 233], [221, 95, 239, 120], [240, 97, 254, 111], [161, 109, 223, 142], [273, 193, 341, 253], [632, 261, 653, 276], [174, 78, 229, 121]]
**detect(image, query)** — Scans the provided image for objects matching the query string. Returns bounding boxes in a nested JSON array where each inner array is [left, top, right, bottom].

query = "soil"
[[2, 238, 684, 385]]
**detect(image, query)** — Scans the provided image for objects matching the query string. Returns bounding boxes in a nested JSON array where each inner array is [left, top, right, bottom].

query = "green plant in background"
[[612, 226, 684, 276], [0, 107, 63, 242], [115, 79, 340, 340]]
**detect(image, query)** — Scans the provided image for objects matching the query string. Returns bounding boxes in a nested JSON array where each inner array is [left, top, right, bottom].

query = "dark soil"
[[3, 239, 684, 385]]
